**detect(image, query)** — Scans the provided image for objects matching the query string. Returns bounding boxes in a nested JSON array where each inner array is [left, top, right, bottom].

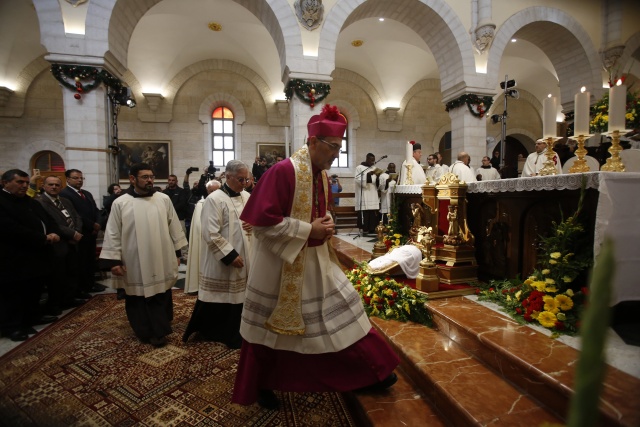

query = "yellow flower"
[[542, 269, 550, 275], [506, 295, 511, 301], [386, 308, 394, 316], [524, 278, 533, 285], [555, 294, 574, 311], [550, 252, 561, 259], [562, 276, 572, 283], [538, 311, 557, 328], [549, 260, 558, 265], [556, 312, 567, 321], [543, 295, 560, 314], [515, 290, 522, 300], [531, 281, 546, 292], [566, 289, 574, 297], [395, 239, 400, 245], [545, 285, 558, 293], [531, 311, 540, 319], [393, 234, 402, 238], [545, 278, 555, 285]]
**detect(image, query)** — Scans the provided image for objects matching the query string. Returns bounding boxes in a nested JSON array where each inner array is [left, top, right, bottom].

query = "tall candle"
[[406, 141, 413, 164], [608, 80, 627, 132], [574, 87, 590, 136], [543, 95, 557, 138]]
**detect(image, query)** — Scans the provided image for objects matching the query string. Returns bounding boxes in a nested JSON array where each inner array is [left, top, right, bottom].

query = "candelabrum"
[[601, 130, 626, 172], [371, 221, 389, 259], [539, 137, 559, 176], [403, 163, 414, 185], [569, 134, 591, 173]]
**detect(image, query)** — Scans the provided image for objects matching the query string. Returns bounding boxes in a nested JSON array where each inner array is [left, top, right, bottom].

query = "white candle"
[[574, 87, 590, 136], [543, 95, 557, 138], [608, 80, 627, 132], [406, 141, 413, 164]]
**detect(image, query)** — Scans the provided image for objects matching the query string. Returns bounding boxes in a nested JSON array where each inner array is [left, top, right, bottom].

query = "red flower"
[[489, 287, 494, 292], [377, 304, 383, 310], [364, 297, 371, 304], [389, 300, 395, 306], [516, 308, 522, 314], [523, 313, 532, 322], [555, 321, 565, 330], [392, 291, 397, 298], [475, 288, 481, 295], [581, 287, 589, 296]]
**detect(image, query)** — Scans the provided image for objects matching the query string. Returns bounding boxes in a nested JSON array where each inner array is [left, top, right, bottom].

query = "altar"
[[393, 172, 640, 305]]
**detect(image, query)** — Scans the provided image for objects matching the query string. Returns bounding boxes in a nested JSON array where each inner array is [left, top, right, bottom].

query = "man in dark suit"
[[0, 169, 60, 341], [36, 176, 86, 314], [61, 169, 105, 297]]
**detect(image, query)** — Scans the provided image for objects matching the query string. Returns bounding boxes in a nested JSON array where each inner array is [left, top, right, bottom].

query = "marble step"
[[370, 317, 564, 426], [425, 297, 640, 427]]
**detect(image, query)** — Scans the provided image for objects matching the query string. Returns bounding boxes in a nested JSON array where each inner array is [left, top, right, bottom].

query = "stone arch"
[[328, 99, 361, 130], [618, 31, 640, 72], [91, 0, 296, 77], [1, 56, 50, 118], [331, 68, 383, 129], [198, 93, 247, 126], [488, 7, 602, 105], [32, 2, 66, 52], [318, 0, 476, 99], [432, 123, 452, 155]]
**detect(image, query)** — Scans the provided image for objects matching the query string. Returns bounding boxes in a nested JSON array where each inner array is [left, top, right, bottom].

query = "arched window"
[[331, 115, 349, 168], [33, 150, 65, 172], [211, 106, 235, 167]]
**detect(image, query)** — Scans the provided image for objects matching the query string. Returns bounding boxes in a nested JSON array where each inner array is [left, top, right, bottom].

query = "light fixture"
[[378, 18, 384, 22], [113, 86, 136, 108], [511, 38, 517, 43], [351, 39, 364, 47], [506, 89, 519, 99], [490, 114, 503, 124], [208, 22, 222, 31], [500, 79, 516, 90]]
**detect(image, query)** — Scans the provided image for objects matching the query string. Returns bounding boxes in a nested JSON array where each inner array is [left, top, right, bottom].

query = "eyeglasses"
[[318, 139, 342, 152], [231, 176, 249, 184], [137, 175, 155, 180]]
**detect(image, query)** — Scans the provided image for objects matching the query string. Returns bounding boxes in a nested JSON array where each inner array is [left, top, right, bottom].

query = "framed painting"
[[117, 140, 171, 182], [257, 143, 290, 167]]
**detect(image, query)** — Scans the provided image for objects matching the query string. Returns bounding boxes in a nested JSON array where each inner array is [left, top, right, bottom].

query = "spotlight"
[[506, 89, 519, 99], [500, 79, 516, 89], [490, 114, 502, 124], [113, 86, 136, 108]]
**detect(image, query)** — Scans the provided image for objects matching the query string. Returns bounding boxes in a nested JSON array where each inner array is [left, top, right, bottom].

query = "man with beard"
[[99, 163, 187, 347]]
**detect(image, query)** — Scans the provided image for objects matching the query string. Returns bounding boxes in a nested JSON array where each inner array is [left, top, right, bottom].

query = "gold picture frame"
[[117, 140, 171, 182], [257, 143, 290, 167]]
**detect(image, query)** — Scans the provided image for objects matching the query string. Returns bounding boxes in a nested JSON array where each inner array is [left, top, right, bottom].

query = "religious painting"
[[117, 140, 171, 182], [257, 143, 290, 167]]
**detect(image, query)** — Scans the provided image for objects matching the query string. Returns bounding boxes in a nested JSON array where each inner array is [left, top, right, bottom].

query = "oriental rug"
[[0, 291, 355, 427]]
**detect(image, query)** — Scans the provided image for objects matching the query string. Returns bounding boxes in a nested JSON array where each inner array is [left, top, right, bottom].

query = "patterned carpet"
[[0, 291, 355, 427]]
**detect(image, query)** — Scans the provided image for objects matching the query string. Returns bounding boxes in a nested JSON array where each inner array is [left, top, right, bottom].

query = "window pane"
[[213, 121, 223, 133], [212, 107, 223, 119], [223, 120, 233, 134], [224, 136, 234, 149], [224, 150, 235, 164], [338, 153, 348, 167], [213, 151, 224, 166], [223, 108, 234, 119], [213, 136, 224, 149]]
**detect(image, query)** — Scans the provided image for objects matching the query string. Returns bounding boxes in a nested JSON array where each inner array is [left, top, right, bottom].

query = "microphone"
[[379, 155, 388, 160]]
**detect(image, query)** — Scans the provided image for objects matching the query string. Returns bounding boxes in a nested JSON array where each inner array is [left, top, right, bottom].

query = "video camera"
[[186, 167, 199, 175], [205, 161, 217, 179]]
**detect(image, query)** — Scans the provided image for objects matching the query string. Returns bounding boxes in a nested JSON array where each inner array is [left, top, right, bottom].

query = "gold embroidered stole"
[[265, 145, 329, 335]]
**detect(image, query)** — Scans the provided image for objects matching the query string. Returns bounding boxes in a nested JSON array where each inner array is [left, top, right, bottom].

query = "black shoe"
[[8, 330, 28, 342], [355, 373, 398, 393], [257, 390, 279, 410], [149, 336, 167, 348], [90, 284, 107, 292], [33, 315, 58, 326], [25, 327, 38, 335]]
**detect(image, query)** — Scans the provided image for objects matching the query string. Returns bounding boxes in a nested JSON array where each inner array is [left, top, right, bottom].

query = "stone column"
[[62, 84, 111, 206], [448, 105, 487, 170], [289, 94, 315, 152]]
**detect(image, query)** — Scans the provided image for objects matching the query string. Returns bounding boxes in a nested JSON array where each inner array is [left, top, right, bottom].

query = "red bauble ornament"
[[74, 93, 81, 100], [310, 102, 315, 108], [77, 87, 83, 93]]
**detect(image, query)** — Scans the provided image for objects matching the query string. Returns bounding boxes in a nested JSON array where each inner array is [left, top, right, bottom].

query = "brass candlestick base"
[[601, 130, 626, 172], [415, 262, 439, 292], [371, 221, 388, 260], [569, 134, 591, 173], [539, 137, 559, 176], [403, 163, 414, 185]]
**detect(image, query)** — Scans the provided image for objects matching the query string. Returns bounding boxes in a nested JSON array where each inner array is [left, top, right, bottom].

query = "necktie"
[[78, 190, 86, 200]]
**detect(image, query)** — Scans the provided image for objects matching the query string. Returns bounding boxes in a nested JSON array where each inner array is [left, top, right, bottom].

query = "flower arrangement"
[[346, 262, 432, 327], [589, 89, 640, 133], [382, 191, 409, 250], [476, 185, 592, 336]]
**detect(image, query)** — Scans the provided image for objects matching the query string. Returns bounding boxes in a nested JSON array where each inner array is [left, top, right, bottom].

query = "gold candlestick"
[[600, 130, 626, 172], [403, 163, 414, 185], [569, 134, 591, 173], [539, 137, 559, 176]]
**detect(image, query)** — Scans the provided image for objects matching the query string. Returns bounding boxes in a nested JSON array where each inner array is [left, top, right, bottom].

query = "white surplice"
[[398, 158, 427, 185], [522, 149, 563, 177], [354, 164, 380, 211], [476, 166, 501, 181], [184, 199, 204, 293], [450, 160, 478, 183], [100, 192, 188, 297], [378, 172, 396, 214], [198, 188, 251, 304]]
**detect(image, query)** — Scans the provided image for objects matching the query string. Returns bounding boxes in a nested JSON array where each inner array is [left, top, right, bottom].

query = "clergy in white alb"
[[378, 162, 396, 223], [100, 163, 187, 348], [522, 139, 563, 177], [424, 153, 444, 183], [183, 161, 252, 348], [184, 180, 220, 294], [232, 104, 399, 410], [476, 156, 502, 181], [354, 153, 381, 234], [450, 152, 478, 183], [398, 142, 427, 185]]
